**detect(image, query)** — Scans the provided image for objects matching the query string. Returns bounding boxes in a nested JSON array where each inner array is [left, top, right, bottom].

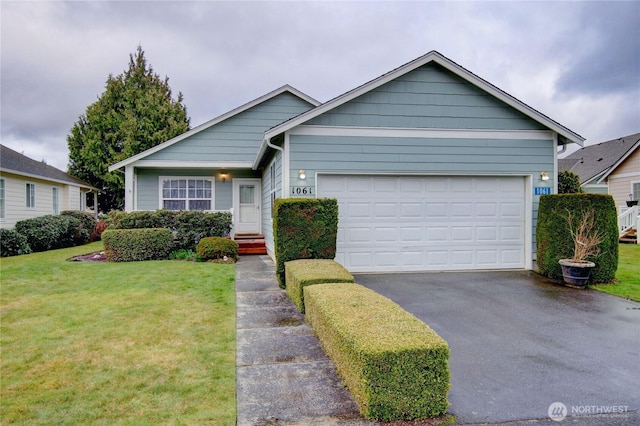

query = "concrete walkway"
[[235, 255, 373, 425]]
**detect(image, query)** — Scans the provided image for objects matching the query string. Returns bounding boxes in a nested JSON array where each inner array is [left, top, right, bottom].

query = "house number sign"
[[534, 187, 552, 195], [291, 186, 314, 196]]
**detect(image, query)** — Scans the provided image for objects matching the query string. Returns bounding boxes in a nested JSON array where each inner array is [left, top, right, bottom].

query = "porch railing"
[[618, 205, 639, 242]]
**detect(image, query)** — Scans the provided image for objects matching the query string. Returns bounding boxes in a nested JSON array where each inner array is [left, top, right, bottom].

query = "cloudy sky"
[[2, 1, 639, 171]]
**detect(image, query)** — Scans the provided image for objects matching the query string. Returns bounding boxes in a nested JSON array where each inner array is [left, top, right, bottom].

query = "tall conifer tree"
[[68, 46, 190, 211]]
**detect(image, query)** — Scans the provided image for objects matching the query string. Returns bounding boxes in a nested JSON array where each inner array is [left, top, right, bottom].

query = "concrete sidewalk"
[[235, 255, 373, 425]]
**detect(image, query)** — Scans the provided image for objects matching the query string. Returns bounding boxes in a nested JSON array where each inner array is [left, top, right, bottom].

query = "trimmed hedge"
[[196, 237, 239, 260], [107, 210, 232, 250], [536, 194, 618, 283], [0, 229, 32, 257], [285, 259, 354, 313], [102, 228, 174, 262], [304, 283, 450, 421], [273, 198, 339, 287], [15, 215, 86, 252]]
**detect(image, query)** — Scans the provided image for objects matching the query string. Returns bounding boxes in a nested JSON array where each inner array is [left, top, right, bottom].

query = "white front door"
[[233, 179, 261, 234]]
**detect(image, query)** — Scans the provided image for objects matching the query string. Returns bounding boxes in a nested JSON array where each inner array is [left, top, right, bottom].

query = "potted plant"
[[558, 208, 604, 288]]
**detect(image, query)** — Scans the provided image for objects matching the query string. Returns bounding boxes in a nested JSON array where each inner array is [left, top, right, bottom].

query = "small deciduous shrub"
[[196, 237, 239, 261], [169, 249, 200, 261], [15, 215, 86, 252], [0, 229, 32, 257], [107, 210, 232, 250], [285, 259, 354, 312], [305, 283, 450, 421], [273, 198, 339, 287], [90, 220, 109, 242], [102, 228, 174, 262]]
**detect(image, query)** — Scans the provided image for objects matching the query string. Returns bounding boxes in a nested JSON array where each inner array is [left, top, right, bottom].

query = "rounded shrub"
[[102, 228, 174, 262], [61, 210, 96, 245], [15, 215, 84, 252], [196, 237, 239, 261], [0, 229, 32, 257]]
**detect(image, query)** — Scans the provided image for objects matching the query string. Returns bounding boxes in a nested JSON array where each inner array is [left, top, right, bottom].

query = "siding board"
[[144, 92, 313, 163], [307, 63, 545, 131]]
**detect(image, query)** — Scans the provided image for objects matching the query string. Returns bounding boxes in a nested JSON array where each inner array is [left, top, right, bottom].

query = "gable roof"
[[109, 85, 319, 171], [0, 144, 96, 190], [558, 132, 640, 185], [254, 50, 585, 168]]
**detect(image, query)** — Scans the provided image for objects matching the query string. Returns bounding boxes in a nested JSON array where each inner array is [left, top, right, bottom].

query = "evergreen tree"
[[558, 170, 584, 194], [68, 46, 190, 212]]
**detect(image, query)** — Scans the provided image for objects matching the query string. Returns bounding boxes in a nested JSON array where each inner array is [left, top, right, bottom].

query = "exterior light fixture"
[[299, 169, 306, 180], [540, 172, 550, 181], [220, 171, 228, 182]]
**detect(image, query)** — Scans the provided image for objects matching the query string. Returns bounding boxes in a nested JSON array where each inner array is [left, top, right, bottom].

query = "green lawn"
[[592, 244, 640, 302], [1, 242, 236, 425]]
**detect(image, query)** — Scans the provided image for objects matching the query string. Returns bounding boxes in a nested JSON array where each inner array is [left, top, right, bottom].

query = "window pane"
[[0, 179, 5, 219], [240, 186, 254, 204], [163, 200, 185, 210], [189, 200, 211, 211], [633, 182, 640, 201], [26, 183, 35, 208], [52, 188, 59, 215]]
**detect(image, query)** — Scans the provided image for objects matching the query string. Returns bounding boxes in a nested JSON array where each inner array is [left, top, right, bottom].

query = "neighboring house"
[[558, 132, 640, 207], [110, 51, 584, 273], [0, 144, 98, 229]]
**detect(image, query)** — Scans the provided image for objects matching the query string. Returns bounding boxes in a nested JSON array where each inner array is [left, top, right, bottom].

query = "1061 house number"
[[291, 186, 313, 195]]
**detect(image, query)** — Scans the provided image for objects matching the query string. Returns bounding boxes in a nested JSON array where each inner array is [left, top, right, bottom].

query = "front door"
[[233, 179, 261, 234]]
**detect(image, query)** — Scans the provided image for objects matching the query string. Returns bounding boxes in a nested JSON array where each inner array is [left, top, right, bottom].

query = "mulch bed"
[[69, 252, 107, 262]]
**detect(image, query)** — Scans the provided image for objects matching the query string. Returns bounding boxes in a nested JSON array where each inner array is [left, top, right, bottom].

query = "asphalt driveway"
[[355, 270, 640, 424]]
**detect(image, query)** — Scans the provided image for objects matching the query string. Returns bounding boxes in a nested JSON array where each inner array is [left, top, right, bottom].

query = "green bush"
[[102, 228, 174, 262], [558, 170, 584, 194], [15, 215, 85, 252], [107, 210, 232, 250], [0, 229, 32, 257], [536, 194, 618, 283], [61, 210, 96, 245], [285, 259, 354, 312], [305, 284, 450, 421], [273, 198, 339, 287], [196, 237, 239, 260]]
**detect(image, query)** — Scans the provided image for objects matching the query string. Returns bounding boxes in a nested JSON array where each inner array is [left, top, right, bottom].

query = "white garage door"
[[317, 175, 526, 272]]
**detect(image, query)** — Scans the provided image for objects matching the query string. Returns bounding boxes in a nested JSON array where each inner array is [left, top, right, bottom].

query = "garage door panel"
[[318, 175, 526, 272]]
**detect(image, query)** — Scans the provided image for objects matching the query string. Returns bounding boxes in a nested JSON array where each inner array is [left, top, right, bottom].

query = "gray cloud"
[[555, 1, 640, 97], [1, 1, 638, 171]]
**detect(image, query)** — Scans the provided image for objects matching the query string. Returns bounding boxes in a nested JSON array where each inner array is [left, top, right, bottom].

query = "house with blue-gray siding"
[[110, 51, 584, 272]]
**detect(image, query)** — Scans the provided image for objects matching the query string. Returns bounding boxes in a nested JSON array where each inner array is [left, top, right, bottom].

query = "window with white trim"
[[270, 163, 276, 217], [52, 187, 60, 214], [160, 177, 214, 211], [632, 181, 640, 202], [26, 183, 35, 208], [0, 179, 5, 219]]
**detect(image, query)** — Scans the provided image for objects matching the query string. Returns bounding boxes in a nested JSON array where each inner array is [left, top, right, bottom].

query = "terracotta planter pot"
[[559, 259, 595, 288]]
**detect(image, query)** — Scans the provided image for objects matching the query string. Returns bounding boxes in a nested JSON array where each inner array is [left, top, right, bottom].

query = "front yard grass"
[[592, 244, 640, 302], [1, 242, 236, 425]]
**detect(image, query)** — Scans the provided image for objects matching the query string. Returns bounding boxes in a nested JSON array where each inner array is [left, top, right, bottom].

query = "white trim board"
[[289, 126, 554, 140]]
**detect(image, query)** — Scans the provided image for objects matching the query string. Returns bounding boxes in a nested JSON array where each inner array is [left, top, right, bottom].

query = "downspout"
[[557, 143, 567, 155], [264, 137, 285, 197]]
